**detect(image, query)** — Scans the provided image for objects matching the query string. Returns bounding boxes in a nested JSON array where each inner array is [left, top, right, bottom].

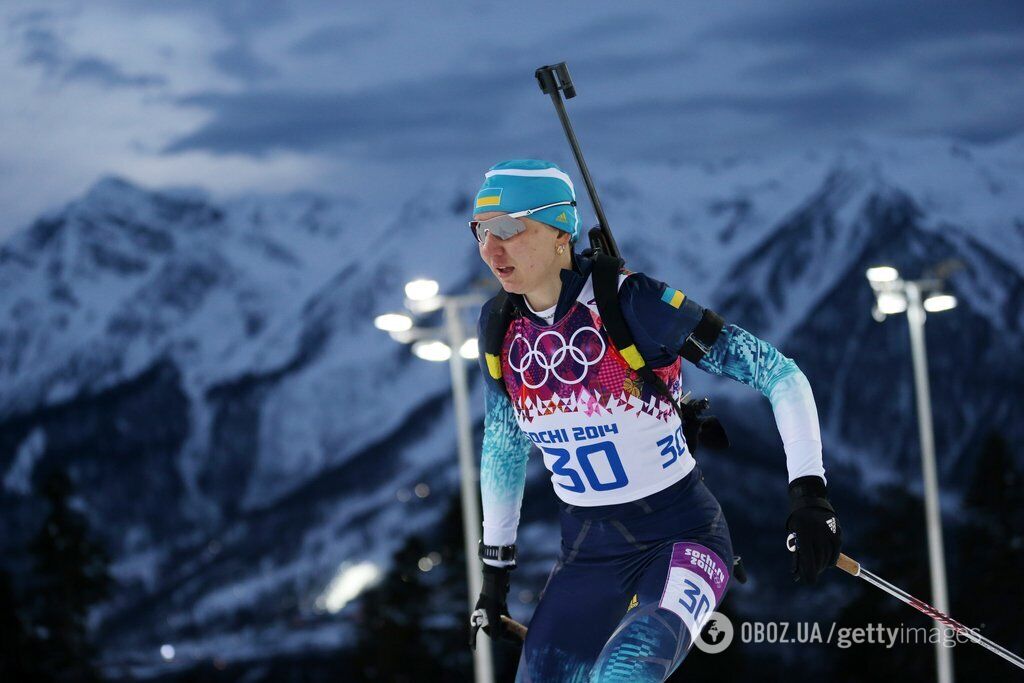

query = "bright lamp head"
[[876, 291, 908, 315], [866, 266, 900, 284], [923, 294, 957, 313], [374, 313, 413, 332], [412, 340, 451, 362], [405, 279, 439, 301], [459, 338, 479, 359]]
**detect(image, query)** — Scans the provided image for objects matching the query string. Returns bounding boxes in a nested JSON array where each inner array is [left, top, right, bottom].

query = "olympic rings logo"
[[508, 327, 606, 389]]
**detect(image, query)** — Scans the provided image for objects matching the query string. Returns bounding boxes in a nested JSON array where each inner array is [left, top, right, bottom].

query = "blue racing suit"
[[477, 249, 826, 682]]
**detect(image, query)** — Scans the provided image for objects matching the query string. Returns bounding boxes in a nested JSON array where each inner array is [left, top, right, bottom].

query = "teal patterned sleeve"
[[477, 308, 535, 553], [696, 324, 800, 399], [697, 324, 826, 482]]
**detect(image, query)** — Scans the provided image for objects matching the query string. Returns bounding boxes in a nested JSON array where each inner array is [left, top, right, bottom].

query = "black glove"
[[786, 475, 842, 584], [469, 563, 513, 649]]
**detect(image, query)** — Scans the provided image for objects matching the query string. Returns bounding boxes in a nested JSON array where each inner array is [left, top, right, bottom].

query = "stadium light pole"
[[866, 266, 958, 683], [375, 279, 493, 683]]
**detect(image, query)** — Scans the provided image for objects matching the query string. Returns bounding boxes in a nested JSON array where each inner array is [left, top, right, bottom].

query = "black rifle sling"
[[590, 254, 691, 428], [483, 291, 516, 391], [592, 255, 729, 452]]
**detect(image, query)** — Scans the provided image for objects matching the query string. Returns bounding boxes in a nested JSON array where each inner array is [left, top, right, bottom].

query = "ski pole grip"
[[835, 553, 860, 577], [501, 615, 528, 642]]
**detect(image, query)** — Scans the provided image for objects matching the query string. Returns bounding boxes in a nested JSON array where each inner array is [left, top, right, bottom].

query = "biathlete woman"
[[468, 159, 842, 682]]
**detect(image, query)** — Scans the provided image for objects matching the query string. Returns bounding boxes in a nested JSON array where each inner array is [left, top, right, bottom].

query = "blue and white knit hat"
[[473, 159, 580, 242]]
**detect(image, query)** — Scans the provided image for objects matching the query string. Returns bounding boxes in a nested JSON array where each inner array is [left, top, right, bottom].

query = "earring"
[[557, 245, 565, 254]]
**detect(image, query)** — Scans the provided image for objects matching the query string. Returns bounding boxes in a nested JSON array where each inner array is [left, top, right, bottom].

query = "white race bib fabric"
[[501, 273, 695, 507]]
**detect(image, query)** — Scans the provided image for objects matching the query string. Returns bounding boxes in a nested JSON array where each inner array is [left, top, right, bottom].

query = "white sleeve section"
[[767, 371, 826, 484], [482, 558, 513, 568], [482, 514, 519, 547], [481, 483, 523, 568]]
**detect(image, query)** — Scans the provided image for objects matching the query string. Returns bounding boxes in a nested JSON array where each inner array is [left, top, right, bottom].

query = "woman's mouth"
[[496, 265, 515, 278]]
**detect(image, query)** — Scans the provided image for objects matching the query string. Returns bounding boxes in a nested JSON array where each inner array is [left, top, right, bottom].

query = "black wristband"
[[478, 540, 517, 565]]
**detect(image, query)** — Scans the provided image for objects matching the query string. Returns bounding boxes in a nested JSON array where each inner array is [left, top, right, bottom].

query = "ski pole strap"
[[680, 309, 725, 365]]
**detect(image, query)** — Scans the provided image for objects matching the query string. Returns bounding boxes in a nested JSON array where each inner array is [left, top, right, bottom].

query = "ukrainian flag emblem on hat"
[[475, 187, 503, 211]]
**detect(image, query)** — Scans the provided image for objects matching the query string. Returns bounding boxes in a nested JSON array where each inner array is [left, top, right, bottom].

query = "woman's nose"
[[480, 234, 503, 257]]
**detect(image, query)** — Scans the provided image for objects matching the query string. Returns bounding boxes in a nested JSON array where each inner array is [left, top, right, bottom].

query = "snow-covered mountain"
[[1, 134, 1022, 677]]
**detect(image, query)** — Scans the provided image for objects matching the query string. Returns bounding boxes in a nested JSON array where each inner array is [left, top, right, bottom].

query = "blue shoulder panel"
[[618, 273, 801, 404], [619, 272, 705, 368]]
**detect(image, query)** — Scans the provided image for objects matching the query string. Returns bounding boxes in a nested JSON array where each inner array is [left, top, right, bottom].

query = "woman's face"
[[475, 211, 570, 294]]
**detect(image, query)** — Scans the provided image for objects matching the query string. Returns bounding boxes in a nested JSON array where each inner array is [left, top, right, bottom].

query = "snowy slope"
[[1, 134, 1022, 675]]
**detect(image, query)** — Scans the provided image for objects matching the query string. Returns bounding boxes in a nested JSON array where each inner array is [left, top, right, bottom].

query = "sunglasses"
[[468, 200, 575, 245]]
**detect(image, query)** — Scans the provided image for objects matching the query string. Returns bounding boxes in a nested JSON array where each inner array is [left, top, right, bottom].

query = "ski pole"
[[787, 533, 1024, 671], [534, 62, 620, 260], [500, 615, 528, 641], [470, 612, 527, 643], [505, 542, 1024, 673]]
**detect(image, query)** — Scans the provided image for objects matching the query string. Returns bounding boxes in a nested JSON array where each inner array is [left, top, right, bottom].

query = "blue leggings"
[[516, 468, 733, 683]]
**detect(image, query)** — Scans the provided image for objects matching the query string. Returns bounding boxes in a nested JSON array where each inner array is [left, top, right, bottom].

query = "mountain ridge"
[[1, 134, 1022, 675]]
